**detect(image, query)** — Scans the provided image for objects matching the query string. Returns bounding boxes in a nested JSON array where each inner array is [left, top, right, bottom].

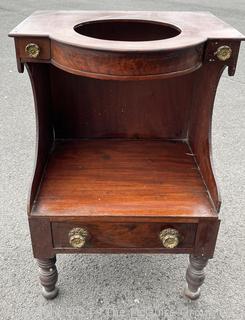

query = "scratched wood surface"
[[32, 140, 215, 219]]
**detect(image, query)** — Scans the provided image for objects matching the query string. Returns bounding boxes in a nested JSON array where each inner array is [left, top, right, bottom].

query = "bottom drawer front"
[[52, 222, 197, 249]]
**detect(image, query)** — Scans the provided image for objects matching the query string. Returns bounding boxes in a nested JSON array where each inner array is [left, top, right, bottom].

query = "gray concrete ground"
[[0, 1, 245, 319]]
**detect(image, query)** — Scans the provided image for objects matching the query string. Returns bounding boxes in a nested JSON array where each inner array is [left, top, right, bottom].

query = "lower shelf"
[[31, 139, 216, 220]]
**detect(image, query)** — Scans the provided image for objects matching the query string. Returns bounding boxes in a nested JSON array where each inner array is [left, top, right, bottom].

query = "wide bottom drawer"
[[51, 222, 197, 250]]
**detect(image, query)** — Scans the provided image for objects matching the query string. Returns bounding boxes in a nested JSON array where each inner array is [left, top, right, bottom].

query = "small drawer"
[[51, 222, 197, 250], [15, 37, 50, 60]]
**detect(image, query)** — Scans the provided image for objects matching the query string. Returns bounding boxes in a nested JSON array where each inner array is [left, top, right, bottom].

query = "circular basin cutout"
[[74, 19, 181, 41]]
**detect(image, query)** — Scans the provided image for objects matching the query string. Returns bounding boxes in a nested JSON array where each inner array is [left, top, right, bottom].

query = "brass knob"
[[68, 227, 88, 248], [159, 228, 180, 248], [25, 43, 40, 58], [214, 45, 232, 61]]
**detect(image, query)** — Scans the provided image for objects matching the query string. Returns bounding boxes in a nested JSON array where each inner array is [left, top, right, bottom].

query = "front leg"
[[36, 256, 59, 299], [184, 254, 209, 300]]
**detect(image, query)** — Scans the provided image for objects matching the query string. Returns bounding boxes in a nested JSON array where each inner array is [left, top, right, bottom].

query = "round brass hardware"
[[159, 228, 180, 249], [214, 45, 232, 61], [68, 227, 88, 248], [25, 43, 40, 58]]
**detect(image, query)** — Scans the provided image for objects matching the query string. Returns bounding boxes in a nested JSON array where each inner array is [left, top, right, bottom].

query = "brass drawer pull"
[[159, 228, 180, 248], [25, 43, 40, 58], [68, 227, 88, 248], [214, 45, 232, 61]]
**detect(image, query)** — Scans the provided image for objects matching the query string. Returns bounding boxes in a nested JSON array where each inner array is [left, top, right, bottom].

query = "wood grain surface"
[[9, 11, 244, 51], [52, 221, 197, 249], [9, 11, 244, 79], [50, 65, 194, 139], [31, 140, 216, 219]]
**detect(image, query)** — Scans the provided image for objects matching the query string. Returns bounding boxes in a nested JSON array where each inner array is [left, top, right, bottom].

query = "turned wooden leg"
[[36, 257, 59, 299], [184, 254, 209, 300]]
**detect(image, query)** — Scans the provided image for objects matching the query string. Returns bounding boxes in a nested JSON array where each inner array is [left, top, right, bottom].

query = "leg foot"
[[184, 254, 209, 300], [36, 257, 59, 299]]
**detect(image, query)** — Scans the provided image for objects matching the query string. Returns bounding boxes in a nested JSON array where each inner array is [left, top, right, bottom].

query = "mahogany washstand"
[[9, 11, 244, 300]]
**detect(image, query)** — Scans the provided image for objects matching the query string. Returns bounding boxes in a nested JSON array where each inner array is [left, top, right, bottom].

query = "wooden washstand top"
[[9, 11, 244, 51], [9, 11, 245, 79]]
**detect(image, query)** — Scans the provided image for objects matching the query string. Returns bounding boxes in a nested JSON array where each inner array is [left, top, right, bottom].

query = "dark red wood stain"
[[9, 11, 244, 263], [32, 140, 215, 219]]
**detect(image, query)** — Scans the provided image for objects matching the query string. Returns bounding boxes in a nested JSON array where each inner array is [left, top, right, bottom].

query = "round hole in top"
[[74, 19, 181, 41]]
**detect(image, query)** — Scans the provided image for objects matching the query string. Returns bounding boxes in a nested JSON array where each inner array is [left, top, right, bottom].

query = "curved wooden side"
[[25, 63, 54, 213], [51, 40, 204, 80], [188, 63, 226, 212]]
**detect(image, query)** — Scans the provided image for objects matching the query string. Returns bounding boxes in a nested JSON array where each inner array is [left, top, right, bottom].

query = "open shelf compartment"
[[25, 61, 223, 219], [32, 139, 215, 219]]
